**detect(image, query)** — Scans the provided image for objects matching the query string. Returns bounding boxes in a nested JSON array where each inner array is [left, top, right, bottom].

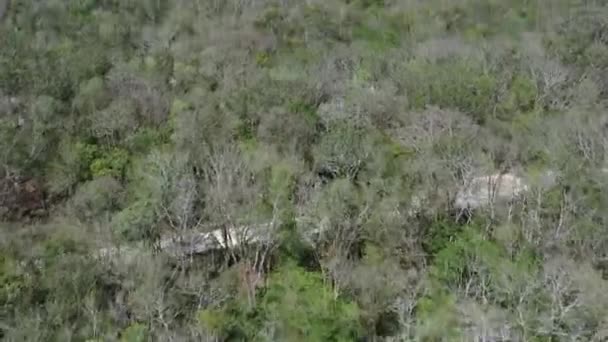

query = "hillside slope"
[[1, 1, 608, 340]]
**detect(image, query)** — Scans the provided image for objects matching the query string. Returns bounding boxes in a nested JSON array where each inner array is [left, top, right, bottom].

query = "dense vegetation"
[[1, 0, 608, 340]]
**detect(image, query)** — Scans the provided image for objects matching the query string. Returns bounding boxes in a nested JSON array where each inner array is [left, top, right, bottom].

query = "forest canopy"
[[1, 0, 608, 341]]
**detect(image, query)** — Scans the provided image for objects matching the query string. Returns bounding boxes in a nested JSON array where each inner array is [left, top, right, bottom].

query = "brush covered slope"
[[1, 1, 608, 341]]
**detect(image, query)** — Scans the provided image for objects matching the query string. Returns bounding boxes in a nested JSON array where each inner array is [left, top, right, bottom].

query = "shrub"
[[313, 122, 370, 180], [503, 73, 538, 113], [258, 263, 362, 341], [46, 141, 99, 194], [73, 77, 109, 115], [0, 252, 30, 319], [89, 148, 130, 180], [546, 4, 608, 67], [404, 58, 498, 124], [415, 290, 460, 340], [125, 127, 172, 154], [421, 217, 462, 257], [69, 176, 124, 222], [89, 98, 139, 144], [430, 227, 540, 307], [111, 200, 159, 243], [120, 323, 148, 342]]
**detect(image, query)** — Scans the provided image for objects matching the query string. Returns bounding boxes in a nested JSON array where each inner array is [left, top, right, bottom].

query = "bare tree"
[[299, 179, 370, 297], [200, 144, 282, 307]]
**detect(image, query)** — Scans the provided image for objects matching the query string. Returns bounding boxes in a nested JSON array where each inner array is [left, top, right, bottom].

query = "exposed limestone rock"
[[95, 226, 264, 263], [454, 173, 529, 210], [96, 245, 142, 265], [96, 167, 573, 263], [159, 225, 269, 257], [97, 169, 568, 262], [95, 218, 323, 263]]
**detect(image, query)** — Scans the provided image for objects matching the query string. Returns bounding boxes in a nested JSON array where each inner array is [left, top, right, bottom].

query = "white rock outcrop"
[[454, 173, 529, 210], [159, 224, 270, 257], [96, 218, 323, 263], [97, 169, 567, 262]]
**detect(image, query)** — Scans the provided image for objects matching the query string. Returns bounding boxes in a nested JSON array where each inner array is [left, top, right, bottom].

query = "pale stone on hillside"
[[455, 173, 528, 210]]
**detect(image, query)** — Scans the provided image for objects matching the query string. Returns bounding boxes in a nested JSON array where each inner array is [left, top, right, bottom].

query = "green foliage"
[[76, 142, 100, 171], [497, 73, 538, 117], [3, 0, 608, 340], [89, 98, 139, 143], [169, 98, 192, 118], [405, 58, 498, 123], [112, 199, 158, 242], [260, 267, 359, 341], [421, 217, 462, 257], [347, 244, 410, 335], [126, 127, 172, 153], [120, 323, 148, 342], [314, 122, 370, 179], [70, 176, 124, 221], [255, 51, 272, 67], [73, 77, 109, 115], [110, 154, 165, 242], [197, 308, 231, 335], [546, 4, 608, 67], [350, 0, 386, 9], [510, 74, 538, 110], [352, 17, 399, 51], [259, 263, 362, 341], [196, 263, 362, 341], [90, 148, 130, 179], [0, 252, 30, 315], [434, 0, 542, 38], [0, 224, 119, 341], [416, 290, 460, 340], [430, 227, 541, 307], [256, 160, 299, 222], [46, 141, 98, 194]]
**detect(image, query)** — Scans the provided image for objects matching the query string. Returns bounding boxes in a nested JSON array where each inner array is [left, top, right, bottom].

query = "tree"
[[3, 0, 608, 340], [218, 262, 362, 342]]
